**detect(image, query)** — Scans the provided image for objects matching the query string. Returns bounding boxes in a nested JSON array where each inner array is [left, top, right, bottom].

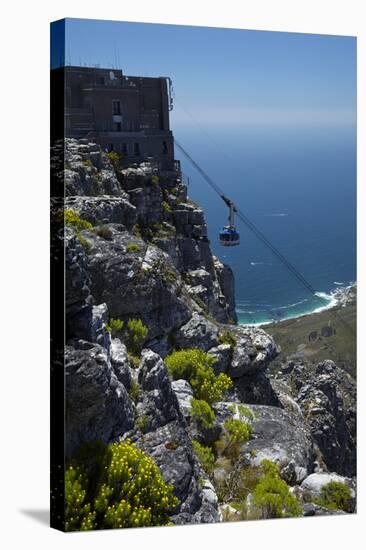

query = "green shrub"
[[106, 318, 124, 338], [223, 418, 252, 445], [135, 414, 149, 434], [150, 175, 159, 185], [252, 460, 302, 519], [129, 380, 140, 403], [83, 159, 94, 168], [127, 242, 141, 253], [229, 403, 255, 421], [191, 398, 216, 429], [218, 331, 237, 348], [107, 151, 120, 167], [125, 319, 149, 356], [162, 201, 172, 213], [128, 354, 141, 370], [238, 404, 255, 420], [192, 440, 215, 476], [165, 348, 232, 404], [132, 224, 142, 238], [315, 481, 352, 512], [64, 209, 93, 231], [77, 233, 91, 252], [221, 418, 252, 460], [94, 225, 113, 240], [65, 440, 178, 531]]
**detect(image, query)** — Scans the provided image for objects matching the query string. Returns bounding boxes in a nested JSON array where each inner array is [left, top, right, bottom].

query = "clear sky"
[[52, 18, 356, 129]]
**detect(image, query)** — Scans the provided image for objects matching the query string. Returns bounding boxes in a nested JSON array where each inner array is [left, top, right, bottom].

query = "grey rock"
[[91, 303, 111, 352], [87, 230, 192, 340], [172, 379, 194, 418], [277, 360, 356, 476], [110, 338, 132, 391], [208, 344, 232, 374], [136, 349, 183, 432], [65, 229, 93, 342], [65, 195, 136, 229], [140, 421, 219, 524], [64, 139, 122, 196], [301, 472, 354, 497], [172, 312, 219, 351], [215, 403, 314, 484], [65, 343, 134, 457]]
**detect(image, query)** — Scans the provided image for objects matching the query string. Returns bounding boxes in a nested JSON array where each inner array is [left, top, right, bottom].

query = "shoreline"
[[238, 282, 356, 328]]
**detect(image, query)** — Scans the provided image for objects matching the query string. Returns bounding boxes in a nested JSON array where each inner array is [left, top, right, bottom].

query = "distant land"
[[264, 286, 356, 378]]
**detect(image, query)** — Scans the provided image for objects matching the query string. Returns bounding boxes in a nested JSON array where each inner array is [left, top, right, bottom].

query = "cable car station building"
[[62, 66, 175, 170]]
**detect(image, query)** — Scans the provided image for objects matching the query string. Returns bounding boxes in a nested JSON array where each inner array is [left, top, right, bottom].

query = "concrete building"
[[59, 66, 175, 170]]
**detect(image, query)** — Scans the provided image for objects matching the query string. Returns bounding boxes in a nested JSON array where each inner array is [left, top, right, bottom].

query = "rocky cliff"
[[58, 138, 356, 524]]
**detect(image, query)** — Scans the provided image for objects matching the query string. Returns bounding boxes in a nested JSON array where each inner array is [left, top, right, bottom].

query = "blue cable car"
[[219, 197, 240, 247]]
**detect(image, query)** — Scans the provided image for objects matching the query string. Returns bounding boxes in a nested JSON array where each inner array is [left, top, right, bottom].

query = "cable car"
[[219, 197, 240, 247]]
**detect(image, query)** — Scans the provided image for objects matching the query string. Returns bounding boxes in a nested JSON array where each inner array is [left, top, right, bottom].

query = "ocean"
[[174, 124, 356, 325]]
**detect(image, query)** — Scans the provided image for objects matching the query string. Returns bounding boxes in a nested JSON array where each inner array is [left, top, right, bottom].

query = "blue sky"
[[52, 18, 356, 128]]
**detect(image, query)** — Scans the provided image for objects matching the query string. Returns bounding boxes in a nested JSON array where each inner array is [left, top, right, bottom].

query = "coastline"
[[237, 282, 356, 328]]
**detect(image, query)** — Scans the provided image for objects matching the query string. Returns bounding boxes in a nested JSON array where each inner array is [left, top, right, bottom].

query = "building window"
[[134, 142, 140, 156], [121, 143, 128, 155], [162, 141, 168, 155], [112, 100, 121, 115], [97, 76, 105, 85], [113, 122, 122, 132], [107, 143, 114, 152]]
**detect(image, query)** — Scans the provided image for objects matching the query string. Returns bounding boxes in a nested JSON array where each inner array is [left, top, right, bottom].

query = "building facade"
[[59, 66, 175, 170]]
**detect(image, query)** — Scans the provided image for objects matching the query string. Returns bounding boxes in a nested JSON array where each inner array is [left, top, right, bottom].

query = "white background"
[[0, 1, 364, 549]]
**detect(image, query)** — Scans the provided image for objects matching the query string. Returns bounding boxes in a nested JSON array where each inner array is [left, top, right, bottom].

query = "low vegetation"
[[252, 460, 302, 519], [106, 318, 124, 338], [314, 481, 352, 512], [64, 209, 93, 231], [192, 440, 215, 476], [191, 398, 216, 429], [107, 151, 121, 167], [125, 318, 149, 357], [93, 225, 113, 240], [65, 440, 178, 531], [218, 331, 237, 348], [126, 242, 142, 253], [166, 348, 233, 430], [222, 418, 252, 460]]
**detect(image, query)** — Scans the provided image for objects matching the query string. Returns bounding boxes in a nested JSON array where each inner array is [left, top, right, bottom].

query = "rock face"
[[214, 402, 314, 484], [134, 349, 220, 523], [269, 360, 356, 476], [61, 138, 356, 525], [65, 343, 134, 458]]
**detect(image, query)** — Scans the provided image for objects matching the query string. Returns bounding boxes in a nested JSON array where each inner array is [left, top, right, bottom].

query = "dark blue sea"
[[174, 125, 356, 324]]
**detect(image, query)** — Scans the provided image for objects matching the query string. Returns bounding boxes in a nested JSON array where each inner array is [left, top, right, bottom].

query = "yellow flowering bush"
[[65, 440, 178, 531], [64, 209, 93, 231]]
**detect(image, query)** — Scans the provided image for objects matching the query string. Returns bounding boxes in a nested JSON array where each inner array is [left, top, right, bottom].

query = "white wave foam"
[[334, 281, 344, 286], [238, 283, 356, 327], [265, 213, 288, 217], [250, 261, 272, 266]]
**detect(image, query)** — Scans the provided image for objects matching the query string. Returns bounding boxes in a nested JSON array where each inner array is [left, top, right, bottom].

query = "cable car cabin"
[[219, 226, 240, 247]]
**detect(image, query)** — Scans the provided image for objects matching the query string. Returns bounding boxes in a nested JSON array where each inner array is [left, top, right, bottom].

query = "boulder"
[[172, 312, 219, 351], [215, 403, 314, 484], [65, 229, 93, 342], [274, 360, 356, 476], [136, 349, 183, 432], [65, 343, 134, 457], [110, 338, 132, 391], [172, 379, 194, 418], [301, 472, 354, 497], [87, 230, 192, 340]]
